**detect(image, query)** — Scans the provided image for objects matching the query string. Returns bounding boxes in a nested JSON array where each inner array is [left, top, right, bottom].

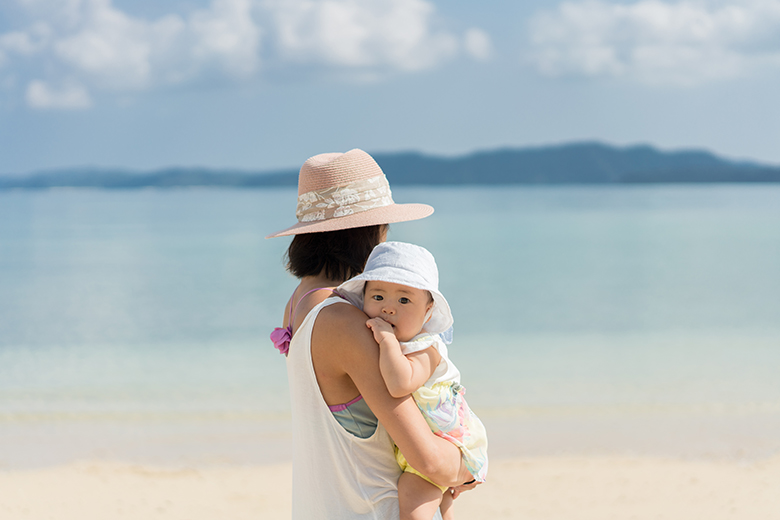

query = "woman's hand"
[[449, 479, 480, 500]]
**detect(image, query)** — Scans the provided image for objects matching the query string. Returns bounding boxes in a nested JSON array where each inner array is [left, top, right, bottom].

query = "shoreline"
[[3, 406, 779, 519], [3, 407, 779, 470], [2, 455, 779, 520]]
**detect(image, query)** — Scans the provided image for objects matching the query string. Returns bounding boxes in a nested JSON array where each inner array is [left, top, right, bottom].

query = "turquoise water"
[[1, 186, 779, 466]]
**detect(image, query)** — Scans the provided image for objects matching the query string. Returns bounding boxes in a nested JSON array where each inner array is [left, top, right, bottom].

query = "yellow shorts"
[[395, 446, 449, 493]]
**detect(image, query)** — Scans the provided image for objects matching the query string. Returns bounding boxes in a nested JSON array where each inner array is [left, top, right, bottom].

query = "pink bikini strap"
[[273, 288, 346, 357], [288, 287, 345, 327]]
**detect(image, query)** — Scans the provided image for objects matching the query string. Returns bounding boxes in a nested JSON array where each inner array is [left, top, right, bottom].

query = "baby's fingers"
[[365, 318, 383, 333]]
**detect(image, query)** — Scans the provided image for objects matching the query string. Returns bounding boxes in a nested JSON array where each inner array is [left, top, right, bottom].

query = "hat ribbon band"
[[296, 175, 394, 223]]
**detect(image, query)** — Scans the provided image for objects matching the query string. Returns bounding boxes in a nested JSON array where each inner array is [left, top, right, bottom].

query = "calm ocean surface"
[[1, 185, 779, 467]]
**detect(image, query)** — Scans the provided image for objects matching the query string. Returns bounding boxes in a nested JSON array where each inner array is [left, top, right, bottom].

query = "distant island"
[[2, 142, 779, 190]]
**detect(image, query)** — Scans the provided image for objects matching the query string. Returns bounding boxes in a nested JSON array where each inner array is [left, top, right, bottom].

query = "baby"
[[338, 241, 488, 520]]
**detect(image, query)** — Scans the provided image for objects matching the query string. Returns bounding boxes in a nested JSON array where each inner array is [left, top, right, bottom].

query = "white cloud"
[[26, 79, 92, 109], [1, 0, 488, 109], [464, 28, 492, 61], [3, 0, 263, 108], [53, 4, 168, 89], [263, 0, 458, 72], [0, 23, 51, 66], [1, 31, 40, 56], [528, 0, 780, 86], [190, 0, 261, 76], [49, 0, 262, 89]]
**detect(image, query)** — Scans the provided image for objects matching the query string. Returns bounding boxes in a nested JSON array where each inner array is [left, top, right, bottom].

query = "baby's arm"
[[366, 318, 441, 398]]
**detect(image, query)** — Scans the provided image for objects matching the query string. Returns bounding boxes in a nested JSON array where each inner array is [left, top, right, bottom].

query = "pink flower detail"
[[270, 326, 292, 355]]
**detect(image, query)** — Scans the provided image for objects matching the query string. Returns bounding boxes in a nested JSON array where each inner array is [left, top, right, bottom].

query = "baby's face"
[[363, 281, 434, 342]]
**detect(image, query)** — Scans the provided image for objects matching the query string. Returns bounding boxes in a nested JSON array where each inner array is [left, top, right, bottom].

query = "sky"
[[1, 0, 779, 175]]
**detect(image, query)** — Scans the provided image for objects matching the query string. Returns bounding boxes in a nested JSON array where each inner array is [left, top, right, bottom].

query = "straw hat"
[[337, 241, 453, 336], [265, 149, 433, 238]]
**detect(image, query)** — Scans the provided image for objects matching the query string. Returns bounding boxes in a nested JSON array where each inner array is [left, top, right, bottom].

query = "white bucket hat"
[[337, 241, 453, 336]]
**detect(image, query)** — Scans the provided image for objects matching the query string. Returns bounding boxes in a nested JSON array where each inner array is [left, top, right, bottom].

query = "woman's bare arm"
[[313, 303, 472, 488]]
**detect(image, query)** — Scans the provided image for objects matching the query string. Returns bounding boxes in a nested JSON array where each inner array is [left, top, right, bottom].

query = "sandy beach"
[[2, 410, 780, 519], [2, 455, 779, 520]]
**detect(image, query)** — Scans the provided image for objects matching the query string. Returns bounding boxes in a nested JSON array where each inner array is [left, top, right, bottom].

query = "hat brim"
[[265, 203, 434, 239]]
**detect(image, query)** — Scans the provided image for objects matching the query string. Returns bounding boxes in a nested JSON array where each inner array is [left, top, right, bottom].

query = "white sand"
[[2, 456, 779, 520]]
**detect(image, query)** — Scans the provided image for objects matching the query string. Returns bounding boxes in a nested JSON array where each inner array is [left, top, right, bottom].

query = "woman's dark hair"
[[286, 224, 388, 282]]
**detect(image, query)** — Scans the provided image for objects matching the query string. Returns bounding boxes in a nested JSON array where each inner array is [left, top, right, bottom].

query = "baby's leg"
[[440, 489, 454, 520], [398, 472, 444, 520]]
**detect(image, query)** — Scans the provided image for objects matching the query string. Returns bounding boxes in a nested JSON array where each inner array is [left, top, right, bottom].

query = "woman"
[[267, 149, 476, 519]]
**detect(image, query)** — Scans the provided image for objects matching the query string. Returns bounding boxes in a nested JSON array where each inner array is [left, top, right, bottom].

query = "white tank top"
[[288, 297, 439, 519]]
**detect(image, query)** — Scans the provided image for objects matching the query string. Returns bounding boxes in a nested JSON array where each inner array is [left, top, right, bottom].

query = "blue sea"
[[1, 185, 779, 468]]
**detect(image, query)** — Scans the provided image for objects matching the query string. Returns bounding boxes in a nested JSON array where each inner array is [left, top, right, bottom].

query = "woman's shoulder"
[[314, 300, 374, 349], [311, 297, 382, 398]]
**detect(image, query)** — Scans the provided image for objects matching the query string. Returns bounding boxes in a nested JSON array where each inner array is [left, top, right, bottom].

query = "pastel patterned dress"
[[398, 333, 488, 483]]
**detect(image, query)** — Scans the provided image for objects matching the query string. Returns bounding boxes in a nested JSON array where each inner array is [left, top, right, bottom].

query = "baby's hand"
[[365, 317, 397, 346]]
